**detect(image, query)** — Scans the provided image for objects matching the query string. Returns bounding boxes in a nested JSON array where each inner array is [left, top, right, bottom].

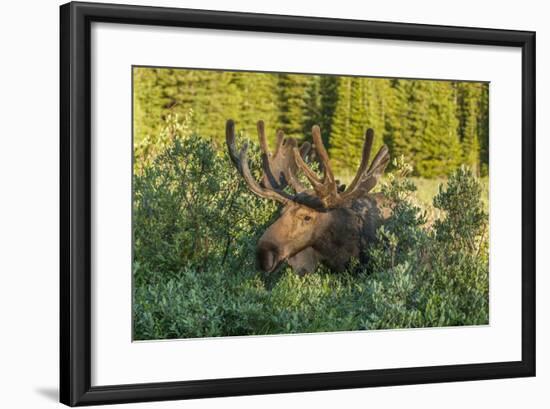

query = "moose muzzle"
[[256, 241, 282, 273]]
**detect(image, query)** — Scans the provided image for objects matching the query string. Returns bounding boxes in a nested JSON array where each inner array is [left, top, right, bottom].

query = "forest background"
[[133, 67, 489, 180]]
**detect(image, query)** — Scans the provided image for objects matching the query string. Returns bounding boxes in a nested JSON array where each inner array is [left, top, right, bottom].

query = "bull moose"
[[226, 119, 392, 275]]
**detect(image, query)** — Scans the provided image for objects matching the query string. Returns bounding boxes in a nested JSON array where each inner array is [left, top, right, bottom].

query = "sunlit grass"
[[336, 174, 489, 210]]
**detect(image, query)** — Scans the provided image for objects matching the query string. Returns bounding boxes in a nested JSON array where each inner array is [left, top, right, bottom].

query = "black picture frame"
[[60, 1, 536, 406]]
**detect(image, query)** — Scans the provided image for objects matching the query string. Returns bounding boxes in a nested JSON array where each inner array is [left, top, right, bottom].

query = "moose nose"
[[257, 243, 280, 272]]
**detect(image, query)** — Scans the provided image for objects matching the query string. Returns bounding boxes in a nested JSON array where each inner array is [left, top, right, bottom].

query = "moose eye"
[[303, 215, 312, 222]]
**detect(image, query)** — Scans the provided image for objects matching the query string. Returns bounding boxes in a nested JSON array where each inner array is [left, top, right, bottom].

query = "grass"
[[411, 177, 489, 209], [339, 174, 488, 208]]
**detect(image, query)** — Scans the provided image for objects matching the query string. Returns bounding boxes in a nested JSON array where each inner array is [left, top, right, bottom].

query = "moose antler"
[[256, 120, 311, 193], [292, 125, 339, 207], [340, 130, 390, 203], [292, 126, 390, 208], [226, 120, 390, 209], [225, 120, 311, 205]]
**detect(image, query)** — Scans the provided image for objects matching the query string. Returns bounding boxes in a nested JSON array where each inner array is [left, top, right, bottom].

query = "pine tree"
[[318, 76, 339, 147], [455, 82, 483, 174], [362, 78, 391, 155], [302, 76, 322, 142], [330, 77, 393, 178], [133, 67, 165, 145], [417, 81, 462, 177], [477, 84, 490, 176], [387, 79, 428, 170], [329, 77, 353, 173], [387, 79, 462, 177], [276, 74, 310, 139], [230, 71, 279, 142], [349, 78, 368, 142]]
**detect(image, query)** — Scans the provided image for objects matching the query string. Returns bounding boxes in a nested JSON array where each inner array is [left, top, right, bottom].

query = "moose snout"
[[256, 241, 281, 273]]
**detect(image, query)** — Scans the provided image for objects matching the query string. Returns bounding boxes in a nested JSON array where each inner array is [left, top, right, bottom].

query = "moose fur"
[[226, 119, 392, 275]]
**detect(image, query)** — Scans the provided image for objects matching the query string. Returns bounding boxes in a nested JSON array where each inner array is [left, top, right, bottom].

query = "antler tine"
[[285, 163, 307, 193], [257, 120, 269, 155], [225, 120, 291, 205], [292, 146, 323, 188], [273, 129, 285, 158], [257, 120, 279, 189], [239, 143, 291, 205], [341, 142, 390, 202], [283, 140, 312, 193], [346, 128, 374, 193], [226, 119, 241, 167], [367, 144, 390, 174], [312, 125, 336, 187], [256, 121, 310, 192], [290, 125, 345, 207]]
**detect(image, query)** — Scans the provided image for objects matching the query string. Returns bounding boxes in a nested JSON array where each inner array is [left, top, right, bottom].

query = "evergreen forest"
[[134, 67, 489, 179]]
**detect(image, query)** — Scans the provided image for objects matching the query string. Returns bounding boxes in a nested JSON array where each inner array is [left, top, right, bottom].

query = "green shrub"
[[133, 115, 277, 286], [133, 119, 489, 340], [364, 161, 489, 328]]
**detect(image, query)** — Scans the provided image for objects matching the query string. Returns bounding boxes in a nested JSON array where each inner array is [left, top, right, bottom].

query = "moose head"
[[226, 120, 391, 275]]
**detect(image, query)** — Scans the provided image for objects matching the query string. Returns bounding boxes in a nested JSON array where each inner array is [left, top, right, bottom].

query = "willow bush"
[[133, 118, 489, 340]]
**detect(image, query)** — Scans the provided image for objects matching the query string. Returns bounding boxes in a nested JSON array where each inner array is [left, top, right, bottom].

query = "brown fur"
[[257, 193, 391, 273]]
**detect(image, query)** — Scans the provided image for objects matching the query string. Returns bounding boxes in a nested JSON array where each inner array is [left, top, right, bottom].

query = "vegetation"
[[132, 115, 489, 340], [134, 67, 489, 178]]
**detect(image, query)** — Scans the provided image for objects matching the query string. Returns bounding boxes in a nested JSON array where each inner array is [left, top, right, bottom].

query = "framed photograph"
[[60, 1, 535, 406]]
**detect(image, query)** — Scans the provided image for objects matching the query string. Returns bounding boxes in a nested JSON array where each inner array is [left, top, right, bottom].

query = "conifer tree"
[[417, 81, 461, 177], [302, 76, 322, 143], [386, 79, 427, 169], [387, 80, 462, 177], [329, 77, 353, 173], [456, 82, 482, 174], [349, 78, 368, 142], [330, 77, 392, 178], [133, 67, 165, 145], [230, 72, 279, 141], [362, 78, 391, 155], [477, 84, 490, 176], [318, 76, 339, 147], [276, 74, 310, 139]]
